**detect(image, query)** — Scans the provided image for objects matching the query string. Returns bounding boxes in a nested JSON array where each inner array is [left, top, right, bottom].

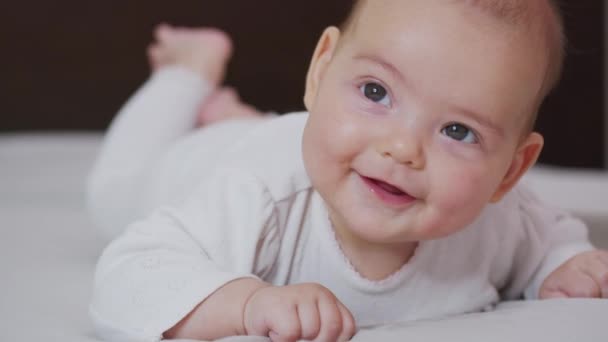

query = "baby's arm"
[[163, 278, 268, 339], [91, 168, 277, 341], [505, 186, 598, 299], [91, 167, 356, 341], [165, 280, 355, 341], [539, 251, 608, 299]]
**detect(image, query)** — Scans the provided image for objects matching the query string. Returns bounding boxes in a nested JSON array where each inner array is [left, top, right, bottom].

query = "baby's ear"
[[304, 26, 341, 110], [490, 132, 544, 203]]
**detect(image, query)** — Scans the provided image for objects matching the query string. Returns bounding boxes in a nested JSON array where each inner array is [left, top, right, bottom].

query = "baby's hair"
[[340, 0, 566, 131]]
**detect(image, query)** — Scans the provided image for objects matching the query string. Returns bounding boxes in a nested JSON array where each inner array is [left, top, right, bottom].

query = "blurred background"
[[0, 0, 605, 169]]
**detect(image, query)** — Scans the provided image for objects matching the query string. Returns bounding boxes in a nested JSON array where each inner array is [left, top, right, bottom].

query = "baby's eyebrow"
[[453, 106, 505, 138], [353, 54, 407, 86]]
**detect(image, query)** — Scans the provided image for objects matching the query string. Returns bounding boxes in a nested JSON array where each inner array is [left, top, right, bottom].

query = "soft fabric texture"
[[87, 67, 594, 341]]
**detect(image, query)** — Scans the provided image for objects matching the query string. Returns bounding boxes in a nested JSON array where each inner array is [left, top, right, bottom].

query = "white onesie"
[[88, 67, 594, 342]]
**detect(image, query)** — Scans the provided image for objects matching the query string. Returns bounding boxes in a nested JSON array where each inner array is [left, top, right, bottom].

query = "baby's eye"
[[360, 82, 391, 107], [441, 123, 478, 144]]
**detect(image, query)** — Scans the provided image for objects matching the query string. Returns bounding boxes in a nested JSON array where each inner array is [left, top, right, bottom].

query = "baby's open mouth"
[[360, 175, 416, 206], [374, 179, 407, 195]]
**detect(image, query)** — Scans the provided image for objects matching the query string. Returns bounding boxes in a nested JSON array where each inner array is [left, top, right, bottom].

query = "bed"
[[1, 133, 607, 341]]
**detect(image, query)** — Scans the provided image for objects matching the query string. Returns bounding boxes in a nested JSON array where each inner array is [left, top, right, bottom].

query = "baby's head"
[[301, 0, 564, 245], [341, 0, 565, 119]]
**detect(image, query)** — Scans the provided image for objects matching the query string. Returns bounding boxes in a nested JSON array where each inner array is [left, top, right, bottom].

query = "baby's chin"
[[341, 215, 429, 244], [353, 212, 469, 243]]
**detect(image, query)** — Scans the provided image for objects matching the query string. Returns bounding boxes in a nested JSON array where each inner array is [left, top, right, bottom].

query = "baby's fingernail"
[[269, 331, 279, 341]]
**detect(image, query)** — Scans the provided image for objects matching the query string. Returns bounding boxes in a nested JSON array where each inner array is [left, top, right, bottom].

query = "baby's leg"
[[196, 87, 264, 126], [88, 25, 243, 238]]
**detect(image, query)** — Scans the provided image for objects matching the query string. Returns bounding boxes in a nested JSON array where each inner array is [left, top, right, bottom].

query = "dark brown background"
[[1, 0, 604, 168]]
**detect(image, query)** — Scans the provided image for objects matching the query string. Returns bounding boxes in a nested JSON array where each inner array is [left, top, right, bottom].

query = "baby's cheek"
[[434, 168, 492, 225], [327, 121, 368, 162]]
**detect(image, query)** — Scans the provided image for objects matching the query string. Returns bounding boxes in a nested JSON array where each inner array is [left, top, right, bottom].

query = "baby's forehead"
[[459, 0, 532, 25], [346, 0, 562, 92], [342, 0, 559, 132], [353, 0, 539, 27]]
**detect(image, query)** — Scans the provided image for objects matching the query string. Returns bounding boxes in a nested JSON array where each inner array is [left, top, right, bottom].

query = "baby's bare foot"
[[147, 23, 233, 86], [196, 87, 264, 127]]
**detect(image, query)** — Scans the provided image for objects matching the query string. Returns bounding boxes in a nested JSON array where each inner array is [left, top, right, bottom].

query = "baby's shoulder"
[[472, 183, 555, 237], [439, 185, 533, 258], [217, 112, 312, 200]]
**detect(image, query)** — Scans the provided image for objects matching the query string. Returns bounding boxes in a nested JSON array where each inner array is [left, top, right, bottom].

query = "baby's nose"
[[377, 133, 425, 169]]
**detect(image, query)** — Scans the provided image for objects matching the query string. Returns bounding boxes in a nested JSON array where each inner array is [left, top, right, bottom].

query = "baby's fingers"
[[582, 251, 608, 298], [540, 271, 599, 299], [541, 251, 608, 299], [316, 297, 344, 342], [297, 300, 321, 340], [336, 302, 356, 341], [267, 305, 302, 342]]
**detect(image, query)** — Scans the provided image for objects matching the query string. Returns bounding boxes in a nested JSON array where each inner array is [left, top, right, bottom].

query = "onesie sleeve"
[[502, 185, 595, 300], [90, 167, 280, 342]]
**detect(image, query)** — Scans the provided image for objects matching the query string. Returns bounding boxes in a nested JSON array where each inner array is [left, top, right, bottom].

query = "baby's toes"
[[147, 44, 169, 70], [154, 23, 174, 43]]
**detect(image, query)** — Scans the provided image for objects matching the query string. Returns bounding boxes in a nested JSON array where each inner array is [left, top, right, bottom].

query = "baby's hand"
[[243, 283, 356, 342], [540, 250, 608, 299]]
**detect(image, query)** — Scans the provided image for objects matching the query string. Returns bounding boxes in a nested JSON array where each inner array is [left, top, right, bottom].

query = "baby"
[[88, 0, 608, 341]]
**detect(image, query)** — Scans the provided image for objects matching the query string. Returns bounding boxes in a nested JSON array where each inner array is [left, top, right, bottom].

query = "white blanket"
[[1, 133, 606, 341]]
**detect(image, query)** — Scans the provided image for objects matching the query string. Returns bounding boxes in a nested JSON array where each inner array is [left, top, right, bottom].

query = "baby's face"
[[302, 0, 547, 244]]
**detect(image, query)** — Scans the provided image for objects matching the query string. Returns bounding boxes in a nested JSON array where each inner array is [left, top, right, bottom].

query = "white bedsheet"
[[1, 133, 606, 342], [1, 133, 104, 341]]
